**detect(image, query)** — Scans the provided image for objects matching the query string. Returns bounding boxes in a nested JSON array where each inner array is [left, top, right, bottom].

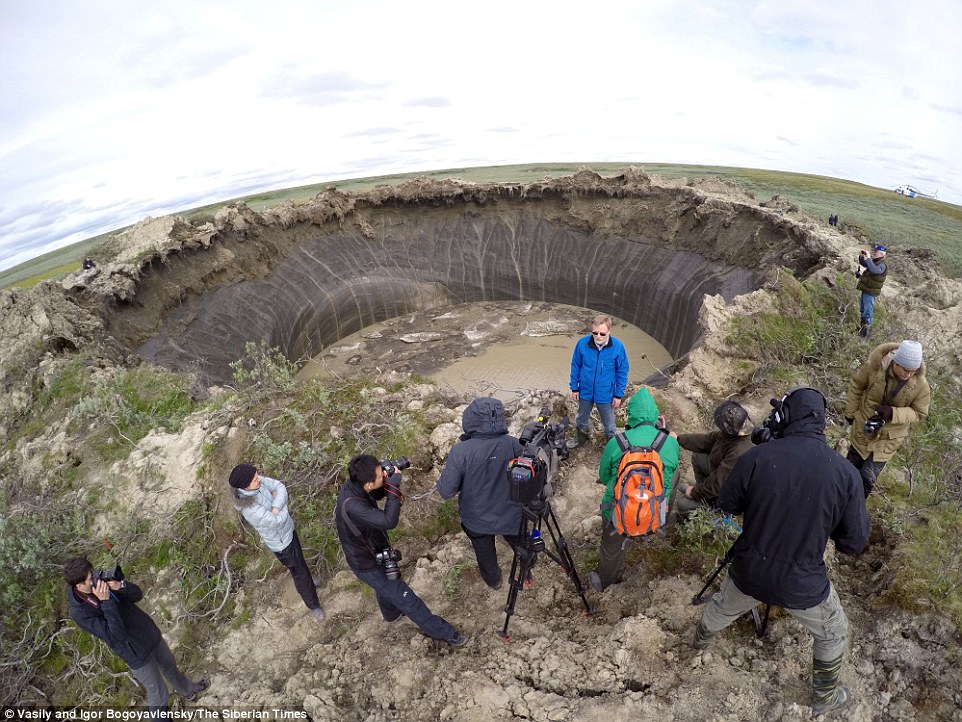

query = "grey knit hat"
[[893, 340, 923, 370]]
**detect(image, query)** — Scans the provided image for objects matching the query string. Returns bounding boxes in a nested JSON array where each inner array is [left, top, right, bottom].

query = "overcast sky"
[[2, 0, 960, 272]]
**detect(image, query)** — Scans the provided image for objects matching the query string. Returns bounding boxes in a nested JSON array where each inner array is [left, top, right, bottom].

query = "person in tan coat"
[[844, 340, 930, 497]]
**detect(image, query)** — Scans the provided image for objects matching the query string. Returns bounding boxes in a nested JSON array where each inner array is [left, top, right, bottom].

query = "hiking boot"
[[486, 570, 504, 590], [185, 678, 210, 702], [587, 571, 605, 593], [691, 621, 715, 651], [309, 607, 326, 622], [448, 631, 469, 646], [567, 428, 590, 449], [858, 322, 871, 338]]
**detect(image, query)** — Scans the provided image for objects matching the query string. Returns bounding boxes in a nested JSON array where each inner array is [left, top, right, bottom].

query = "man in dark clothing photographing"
[[336, 454, 467, 646], [436, 397, 524, 590], [691, 387, 868, 716], [64, 557, 209, 710]]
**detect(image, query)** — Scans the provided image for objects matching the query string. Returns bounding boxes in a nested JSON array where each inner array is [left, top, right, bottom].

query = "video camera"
[[508, 408, 570, 506], [380, 457, 410, 476], [92, 565, 124, 585]]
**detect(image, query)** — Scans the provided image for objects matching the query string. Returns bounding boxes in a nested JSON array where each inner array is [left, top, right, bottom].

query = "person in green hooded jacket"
[[588, 388, 680, 592]]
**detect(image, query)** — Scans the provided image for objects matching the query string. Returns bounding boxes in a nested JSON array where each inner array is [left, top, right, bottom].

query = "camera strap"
[[340, 497, 384, 558], [882, 363, 909, 405]]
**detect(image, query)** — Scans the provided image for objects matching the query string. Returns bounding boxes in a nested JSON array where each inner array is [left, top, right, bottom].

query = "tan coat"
[[845, 342, 930, 461]]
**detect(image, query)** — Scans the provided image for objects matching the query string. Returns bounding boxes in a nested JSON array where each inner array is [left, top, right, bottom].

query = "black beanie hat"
[[229, 464, 257, 489]]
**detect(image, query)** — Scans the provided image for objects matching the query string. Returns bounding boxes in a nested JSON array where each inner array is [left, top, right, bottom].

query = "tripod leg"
[[498, 514, 538, 640], [542, 506, 592, 614]]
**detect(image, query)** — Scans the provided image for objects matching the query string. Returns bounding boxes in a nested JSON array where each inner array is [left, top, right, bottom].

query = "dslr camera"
[[863, 415, 885, 435], [92, 565, 124, 584], [380, 457, 410, 476], [374, 548, 402, 580]]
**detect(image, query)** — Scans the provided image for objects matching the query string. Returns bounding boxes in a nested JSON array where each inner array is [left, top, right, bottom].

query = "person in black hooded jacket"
[[691, 386, 868, 717], [335, 454, 467, 646], [436, 397, 524, 589]]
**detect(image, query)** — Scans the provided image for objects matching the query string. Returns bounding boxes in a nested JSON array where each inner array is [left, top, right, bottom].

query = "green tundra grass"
[[2, 163, 961, 289]]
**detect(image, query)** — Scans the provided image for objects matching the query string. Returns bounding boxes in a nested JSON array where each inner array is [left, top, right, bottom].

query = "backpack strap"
[[615, 432, 631, 453], [651, 430, 668, 453]]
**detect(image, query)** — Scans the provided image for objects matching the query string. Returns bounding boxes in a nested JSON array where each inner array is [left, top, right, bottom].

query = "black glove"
[[876, 405, 893, 422], [845, 417, 854, 425]]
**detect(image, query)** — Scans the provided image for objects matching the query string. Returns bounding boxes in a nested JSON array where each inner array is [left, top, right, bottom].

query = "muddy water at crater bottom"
[[297, 301, 672, 403]]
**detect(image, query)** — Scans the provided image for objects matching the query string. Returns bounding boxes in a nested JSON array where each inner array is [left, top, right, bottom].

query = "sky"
[[2, 0, 961, 272]]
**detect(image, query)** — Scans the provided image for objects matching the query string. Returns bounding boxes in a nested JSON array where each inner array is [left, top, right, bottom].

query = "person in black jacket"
[[335, 454, 468, 646], [436, 397, 524, 589], [690, 387, 868, 717], [64, 557, 208, 710]]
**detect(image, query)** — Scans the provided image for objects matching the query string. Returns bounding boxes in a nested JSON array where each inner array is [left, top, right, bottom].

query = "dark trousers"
[[355, 568, 458, 642], [463, 525, 520, 587], [846, 447, 886, 498], [129, 637, 197, 710], [273, 529, 321, 611]]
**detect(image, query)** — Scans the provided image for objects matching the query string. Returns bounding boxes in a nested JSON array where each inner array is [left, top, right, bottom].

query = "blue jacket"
[[436, 397, 524, 535], [569, 335, 629, 404]]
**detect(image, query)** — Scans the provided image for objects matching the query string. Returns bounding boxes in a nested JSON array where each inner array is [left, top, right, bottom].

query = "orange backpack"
[[611, 428, 668, 536]]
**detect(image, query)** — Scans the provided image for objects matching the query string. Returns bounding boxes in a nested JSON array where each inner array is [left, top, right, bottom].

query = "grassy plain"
[[2, 163, 961, 289]]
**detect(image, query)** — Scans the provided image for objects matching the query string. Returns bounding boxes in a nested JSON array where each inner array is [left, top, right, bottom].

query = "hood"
[[780, 387, 826, 437], [461, 397, 508, 438], [625, 388, 659, 428]]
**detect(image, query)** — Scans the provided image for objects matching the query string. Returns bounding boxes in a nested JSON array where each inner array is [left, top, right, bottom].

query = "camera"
[[509, 407, 570, 506], [863, 415, 885, 435], [91, 565, 124, 584], [374, 548, 402, 580], [380, 457, 410, 476]]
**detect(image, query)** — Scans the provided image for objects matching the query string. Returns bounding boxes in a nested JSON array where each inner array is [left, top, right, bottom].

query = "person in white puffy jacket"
[[229, 463, 325, 621]]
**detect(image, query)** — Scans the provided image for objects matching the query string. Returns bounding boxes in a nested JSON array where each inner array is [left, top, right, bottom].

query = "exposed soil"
[[2, 170, 962, 719]]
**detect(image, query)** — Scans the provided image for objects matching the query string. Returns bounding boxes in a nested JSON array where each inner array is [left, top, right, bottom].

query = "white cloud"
[[1, 0, 960, 271]]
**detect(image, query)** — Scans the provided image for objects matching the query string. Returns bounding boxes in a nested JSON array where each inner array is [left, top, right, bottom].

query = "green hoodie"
[[598, 389, 679, 520]]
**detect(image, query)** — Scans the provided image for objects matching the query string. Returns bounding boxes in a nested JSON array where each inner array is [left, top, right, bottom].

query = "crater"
[[109, 170, 826, 384]]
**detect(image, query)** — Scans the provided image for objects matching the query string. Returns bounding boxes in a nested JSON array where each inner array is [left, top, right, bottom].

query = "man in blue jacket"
[[568, 314, 630, 448], [691, 386, 868, 716], [65, 558, 209, 710], [437, 397, 524, 589]]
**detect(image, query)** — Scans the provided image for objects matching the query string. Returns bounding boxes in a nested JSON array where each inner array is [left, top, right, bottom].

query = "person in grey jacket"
[[229, 463, 324, 621], [436, 397, 524, 589]]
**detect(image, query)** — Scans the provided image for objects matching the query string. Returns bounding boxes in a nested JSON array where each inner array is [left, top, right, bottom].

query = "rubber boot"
[[811, 654, 852, 715], [567, 428, 590, 449], [691, 620, 716, 651]]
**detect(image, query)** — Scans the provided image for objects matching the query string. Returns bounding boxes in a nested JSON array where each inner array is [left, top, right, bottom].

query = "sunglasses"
[[591, 331, 609, 337]]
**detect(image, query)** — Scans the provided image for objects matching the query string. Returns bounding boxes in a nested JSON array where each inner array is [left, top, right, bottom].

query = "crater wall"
[[136, 203, 760, 383]]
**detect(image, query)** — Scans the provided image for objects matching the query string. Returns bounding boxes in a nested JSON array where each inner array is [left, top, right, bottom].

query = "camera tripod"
[[496, 498, 592, 641], [691, 550, 770, 638]]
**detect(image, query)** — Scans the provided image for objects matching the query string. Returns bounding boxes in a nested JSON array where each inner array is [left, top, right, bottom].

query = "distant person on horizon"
[[855, 243, 887, 337], [81, 257, 96, 270], [567, 314, 629, 448]]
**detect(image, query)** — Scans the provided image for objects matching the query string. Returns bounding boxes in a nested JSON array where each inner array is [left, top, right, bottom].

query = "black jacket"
[[720, 390, 869, 609], [436, 397, 524, 535], [67, 581, 163, 669], [336, 473, 402, 573]]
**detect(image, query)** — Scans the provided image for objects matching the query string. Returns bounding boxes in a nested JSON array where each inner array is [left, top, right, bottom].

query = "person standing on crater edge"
[[567, 314, 629, 448]]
